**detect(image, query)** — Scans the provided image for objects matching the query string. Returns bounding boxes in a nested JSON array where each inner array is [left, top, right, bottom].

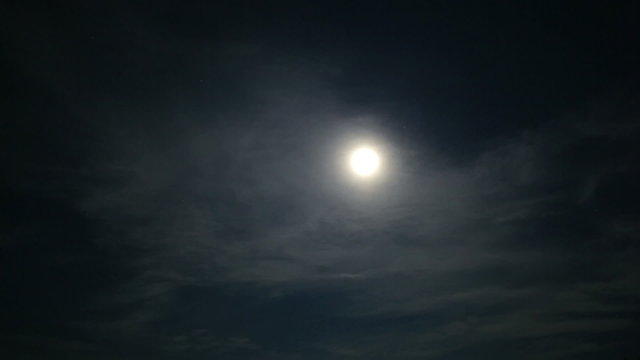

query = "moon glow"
[[350, 147, 380, 177]]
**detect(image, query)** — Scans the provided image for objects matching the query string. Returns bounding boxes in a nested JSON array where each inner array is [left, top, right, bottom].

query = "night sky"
[[2, 1, 640, 359]]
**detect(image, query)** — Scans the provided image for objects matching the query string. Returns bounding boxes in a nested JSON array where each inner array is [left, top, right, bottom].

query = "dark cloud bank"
[[2, 2, 639, 359]]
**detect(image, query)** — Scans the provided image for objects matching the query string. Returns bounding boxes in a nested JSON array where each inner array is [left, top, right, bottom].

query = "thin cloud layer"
[[75, 60, 640, 358], [3, 3, 639, 359]]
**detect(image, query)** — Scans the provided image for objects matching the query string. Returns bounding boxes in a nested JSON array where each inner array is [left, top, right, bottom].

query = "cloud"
[[68, 45, 640, 358], [3, 2, 638, 358], [162, 329, 261, 355]]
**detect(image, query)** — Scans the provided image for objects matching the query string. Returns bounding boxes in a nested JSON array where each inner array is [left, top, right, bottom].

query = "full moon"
[[350, 147, 380, 177]]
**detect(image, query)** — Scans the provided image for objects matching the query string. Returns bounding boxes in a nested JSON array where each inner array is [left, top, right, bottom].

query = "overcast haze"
[[2, 2, 640, 359]]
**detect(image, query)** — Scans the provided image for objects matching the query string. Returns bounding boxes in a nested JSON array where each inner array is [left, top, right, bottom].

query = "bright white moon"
[[350, 147, 380, 177]]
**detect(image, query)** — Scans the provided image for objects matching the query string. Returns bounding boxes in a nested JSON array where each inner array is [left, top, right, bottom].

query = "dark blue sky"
[[2, 1, 639, 359]]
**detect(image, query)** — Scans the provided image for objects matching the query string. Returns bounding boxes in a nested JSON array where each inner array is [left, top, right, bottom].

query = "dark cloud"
[[68, 75, 640, 358], [2, 2, 639, 359]]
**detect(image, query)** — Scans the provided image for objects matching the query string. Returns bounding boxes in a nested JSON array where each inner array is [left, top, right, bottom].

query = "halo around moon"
[[349, 147, 380, 177]]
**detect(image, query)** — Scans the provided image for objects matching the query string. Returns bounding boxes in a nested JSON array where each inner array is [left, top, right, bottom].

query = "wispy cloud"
[[71, 50, 640, 358]]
